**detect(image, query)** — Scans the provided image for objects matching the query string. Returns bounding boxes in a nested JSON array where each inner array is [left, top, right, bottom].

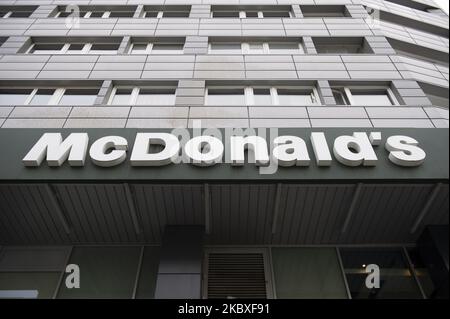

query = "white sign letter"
[[130, 133, 180, 166], [385, 135, 426, 167], [22, 133, 88, 167], [89, 136, 128, 167], [272, 136, 310, 167], [230, 136, 269, 166], [184, 135, 224, 166], [333, 132, 378, 167], [310, 132, 332, 166]]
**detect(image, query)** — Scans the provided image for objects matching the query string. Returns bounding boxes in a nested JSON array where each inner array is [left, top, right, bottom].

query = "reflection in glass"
[[340, 248, 423, 299], [272, 248, 348, 298], [0, 89, 32, 105], [0, 272, 60, 299], [57, 246, 141, 298], [29, 89, 55, 105]]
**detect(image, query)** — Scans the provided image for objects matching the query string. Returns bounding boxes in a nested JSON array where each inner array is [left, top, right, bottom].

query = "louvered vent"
[[207, 253, 267, 299]]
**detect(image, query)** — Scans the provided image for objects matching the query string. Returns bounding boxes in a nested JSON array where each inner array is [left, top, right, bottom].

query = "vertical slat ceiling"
[[208, 184, 276, 245], [0, 183, 448, 245], [207, 253, 267, 299]]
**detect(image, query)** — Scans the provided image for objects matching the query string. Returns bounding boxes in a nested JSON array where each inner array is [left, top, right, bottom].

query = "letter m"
[[22, 133, 89, 167]]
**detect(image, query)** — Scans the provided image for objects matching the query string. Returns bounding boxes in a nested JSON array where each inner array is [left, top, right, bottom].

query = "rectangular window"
[[301, 5, 349, 18], [277, 88, 318, 106], [211, 6, 292, 18], [89, 43, 119, 54], [57, 246, 141, 298], [110, 88, 134, 105], [331, 86, 399, 106], [143, 6, 191, 18], [135, 88, 176, 105], [209, 38, 304, 55], [55, 6, 136, 18], [340, 248, 423, 299], [28, 89, 56, 105], [0, 6, 37, 18], [253, 88, 272, 105], [272, 248, 348, 298], [58, 89, 99, 105], [350, 90, 396, 106], [130, 38, 185, 54], [206, 88, 245, 106], [29, 43, 66, 54], [205, 85, 320, 106], [109, 85, 177, 105], [313, 37, 373, 54], [419, 83, 449, 109], [0, 89, 33, 105], [27, 39, 122, 55]]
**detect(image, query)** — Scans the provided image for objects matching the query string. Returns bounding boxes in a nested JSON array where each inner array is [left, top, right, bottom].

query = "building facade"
[[0, 0, 448, 299]]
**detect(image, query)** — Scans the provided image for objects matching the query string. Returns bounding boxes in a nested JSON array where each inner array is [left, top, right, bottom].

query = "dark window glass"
[[59, 89, 99, 105], [162, 11, 190, 18], [135, 247, 160, 299], [272, 248, 348, 298], [407, 248, 439, 299], [213, 11, 240, 18], [340, 248, 423, 299], [0, 273, 60, 298], [89, 11, 104, 18], [57, 246, 141, 298]]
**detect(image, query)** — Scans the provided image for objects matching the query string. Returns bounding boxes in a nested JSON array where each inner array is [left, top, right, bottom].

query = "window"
[[108, 85, 177, 105], [272, 248, 348, 298], [331, 86, 399, 106], [0, 247, 69, 299], [419, 83, 449, 109], [376, 10, 448, 39], [313, 37, 373, 54], [57, 247, 141, 298], [206, 88, 246, 106], [301, 5, 350, 18], [0, 6, 37, 18], [29, 89, 56, 105], [340, 248, 423, 299], [55, 6, 136, 18], [277, 88, 318, 105], [209, 38, 304, 54], [205, 85, 320, 106], [58, 89, 99, 105], [211, 6, 293, 18], [143, 6, 191, 18], [387, 38, 449, 67], [0, 89, 33, 105], [0, 37, 7, 47], [27, 39, 121, 55], [135, 247, 160, 299], [129, 38, 185, 54], [0, 87, 99, 105], [383, 0, 439, 13]]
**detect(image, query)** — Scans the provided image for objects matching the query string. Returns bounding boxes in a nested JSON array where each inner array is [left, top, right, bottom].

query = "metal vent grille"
[[207, 253, 267, 299]]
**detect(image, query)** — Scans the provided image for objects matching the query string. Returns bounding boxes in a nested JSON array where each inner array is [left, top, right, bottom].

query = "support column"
[[154, 225, 205, 299]]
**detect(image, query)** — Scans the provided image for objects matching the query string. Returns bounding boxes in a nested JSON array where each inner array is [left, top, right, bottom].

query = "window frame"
[[205, 85, 320, 106], [129, 42, 184, 55], [332, 86, 400, 106], [27, 42, 119, 55], [208, 41, 304, 55], [0, 86, 99, 106], [108, 86, 177, 105], [211, 9, 293, 18]]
